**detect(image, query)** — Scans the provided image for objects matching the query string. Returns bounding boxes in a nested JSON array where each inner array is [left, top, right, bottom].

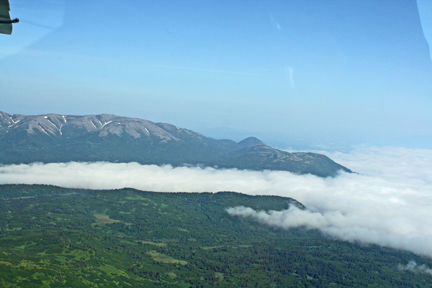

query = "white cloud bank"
[[0, 146, 432, 259]]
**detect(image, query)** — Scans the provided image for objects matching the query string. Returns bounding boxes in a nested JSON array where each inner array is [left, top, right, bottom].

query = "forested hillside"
[[0, 185, 431, 287]]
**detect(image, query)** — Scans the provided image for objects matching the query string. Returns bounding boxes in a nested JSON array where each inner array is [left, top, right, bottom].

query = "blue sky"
[[1, 0, 431, 149]]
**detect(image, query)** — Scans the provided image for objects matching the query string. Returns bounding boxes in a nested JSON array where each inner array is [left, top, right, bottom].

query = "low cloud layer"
[[0, 146, 431, 259]]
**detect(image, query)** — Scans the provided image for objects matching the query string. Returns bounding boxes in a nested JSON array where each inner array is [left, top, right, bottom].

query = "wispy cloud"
[[0, 146, 431, 258], [285, 66, 295, 88], [152, 64, 261, 76], [269, 13, 282, 30], [398, 261, 432, 275]]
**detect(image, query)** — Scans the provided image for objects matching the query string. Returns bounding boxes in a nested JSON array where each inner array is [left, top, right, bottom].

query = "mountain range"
[[0, 111, 351, 177]]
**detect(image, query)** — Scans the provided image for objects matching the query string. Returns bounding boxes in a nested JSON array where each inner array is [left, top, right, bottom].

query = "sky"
[[0, 0, 431, 149], [1, 146, 432, 264]]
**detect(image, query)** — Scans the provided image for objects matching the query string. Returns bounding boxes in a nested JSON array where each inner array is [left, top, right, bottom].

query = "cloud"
[[226, 204, 432, 258], [226, 206, 336, 230], [0, 146, 431, 259], [269, 13, 282, 30], [285, 66, 295, 88], [152, 64, 261, 76], [398, 261, 432, 275]]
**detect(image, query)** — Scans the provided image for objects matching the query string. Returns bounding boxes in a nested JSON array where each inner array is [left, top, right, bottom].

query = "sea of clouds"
[[1, 146, 432, 263]]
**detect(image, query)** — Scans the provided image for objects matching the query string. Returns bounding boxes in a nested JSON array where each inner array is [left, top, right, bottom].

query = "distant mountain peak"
[[236, 137, 266, 149]]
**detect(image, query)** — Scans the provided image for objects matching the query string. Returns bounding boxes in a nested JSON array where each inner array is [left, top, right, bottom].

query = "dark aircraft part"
[[0, 0, 17, 35], [0, 17, 18, 23]]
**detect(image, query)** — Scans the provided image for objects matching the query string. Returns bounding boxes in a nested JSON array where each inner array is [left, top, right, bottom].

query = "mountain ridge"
[[0, 111, 352, 177]]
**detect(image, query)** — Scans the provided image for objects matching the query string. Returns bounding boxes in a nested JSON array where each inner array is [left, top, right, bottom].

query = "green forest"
[[0, 184, 431, 287]]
